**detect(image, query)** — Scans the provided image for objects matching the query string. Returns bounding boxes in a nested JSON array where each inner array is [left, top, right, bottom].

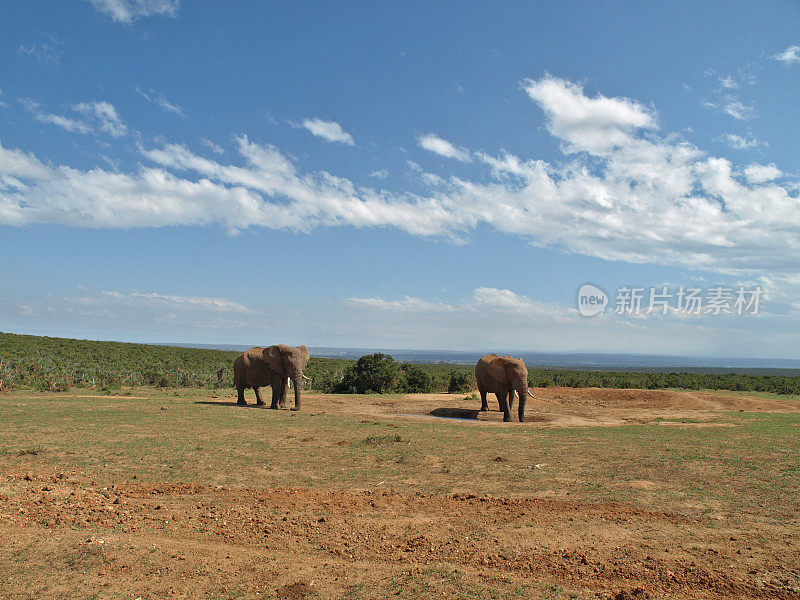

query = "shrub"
[[448, 370, 474, 393], [401, 364, 436, 393], [336, 353, 400, 394]]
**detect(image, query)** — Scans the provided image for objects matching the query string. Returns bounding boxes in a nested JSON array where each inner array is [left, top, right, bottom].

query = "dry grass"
[[1, 387, 799, 599]]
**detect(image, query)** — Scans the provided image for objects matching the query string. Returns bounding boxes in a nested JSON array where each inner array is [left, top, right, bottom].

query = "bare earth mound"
[[311, 386, 800, 427]]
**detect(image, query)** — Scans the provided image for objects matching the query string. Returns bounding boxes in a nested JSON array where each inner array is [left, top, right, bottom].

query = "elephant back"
[[241, 347, 266, 367]]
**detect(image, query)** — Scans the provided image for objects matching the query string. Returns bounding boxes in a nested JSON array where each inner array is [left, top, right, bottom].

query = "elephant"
[[475, 353, 534, 422], [233, 345, 310, 410]]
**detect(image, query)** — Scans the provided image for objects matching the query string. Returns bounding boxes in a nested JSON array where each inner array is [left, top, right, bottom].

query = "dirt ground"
[[1, 387, 799, 599], [307, 386, 800, 427]]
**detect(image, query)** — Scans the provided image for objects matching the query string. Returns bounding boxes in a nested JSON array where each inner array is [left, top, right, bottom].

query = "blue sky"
[[1, 1, 799, 359]]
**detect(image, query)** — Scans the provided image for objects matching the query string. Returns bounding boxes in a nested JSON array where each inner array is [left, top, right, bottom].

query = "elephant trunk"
[[287, 367, 303, 411], [517, 383, 528, 423]]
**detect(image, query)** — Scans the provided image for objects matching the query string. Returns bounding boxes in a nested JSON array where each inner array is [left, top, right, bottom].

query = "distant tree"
[[401, 364, 435, 393], [337, 353, 401, 394], [448, 370, 474, 393]]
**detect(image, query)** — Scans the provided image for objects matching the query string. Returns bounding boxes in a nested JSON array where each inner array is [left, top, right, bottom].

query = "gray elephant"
[[475, 354, 534, 422], [233, 345, 310, 410]]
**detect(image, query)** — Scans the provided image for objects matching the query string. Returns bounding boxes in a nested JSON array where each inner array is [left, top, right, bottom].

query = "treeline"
[[1, 332, 799, 395], [0, 332, 236, 391]]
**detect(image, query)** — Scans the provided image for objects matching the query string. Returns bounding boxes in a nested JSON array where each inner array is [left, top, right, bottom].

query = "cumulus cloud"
[[369, 169, 389, 179], [524, 75, 657, 155], [89, 0, 179, 23], [743, 163, 781, 184], [774, 45, 800, 65], [301, 118, 354, 145], [135, 87, 185, 117], [21, 99, 127, 137], [418, 134, 471, 162], [3, 75, 800, 282]]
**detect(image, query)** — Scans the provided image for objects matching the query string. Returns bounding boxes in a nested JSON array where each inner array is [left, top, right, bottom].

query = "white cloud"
[[418, 134, 472, 162], [301, 118, 354, 145], [348, 287, 574, 323], [89, 0, 179, 23], [774, 45, 800, 65], [743, 163, 781, 184], [3, 75, 800, 286], [524, 75, 657, 155], [721, 133, 759, 149], [347, 296, 453, 312], [72, 101, 128, 137], [201, 139, 225, 154], [472, 287, 542, 313], [135, 87, 185, 117], [723, 100, 756, 121], [21, 99, 127, 137], [369, 169, 389, 179], [711, 68, 757, 90], [703, 98, 756, 121], [21, 99, 91, 134], [98, 290, 255, 313]]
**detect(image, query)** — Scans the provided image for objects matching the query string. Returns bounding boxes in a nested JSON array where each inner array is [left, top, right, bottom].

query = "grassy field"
[[2, 388, 799, 517], [1, 387, 799, 599]]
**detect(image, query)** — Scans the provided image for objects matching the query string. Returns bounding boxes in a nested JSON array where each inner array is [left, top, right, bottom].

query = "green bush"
[[448, 370, 475, 393], [336, 353, 401, 394], [401, 364, 436, 393]]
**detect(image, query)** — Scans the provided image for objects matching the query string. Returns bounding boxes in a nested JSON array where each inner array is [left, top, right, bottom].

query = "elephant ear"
[[297, 345, 310, 370], [263, 345, 285, 373], [502, 356, 522, 379]]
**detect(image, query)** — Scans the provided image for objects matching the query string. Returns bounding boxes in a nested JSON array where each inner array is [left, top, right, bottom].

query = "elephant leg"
[[496, 391, 511, 422], [277, 378, 288, 408], [270, 383, 281, 409], [291, 376, 301, 411], [253, 386, 265, 406], [479, 387, 488, 411], [236, 387, 247, 405]]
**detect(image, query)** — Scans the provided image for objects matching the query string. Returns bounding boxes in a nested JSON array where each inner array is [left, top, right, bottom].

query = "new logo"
[[577, 284, 608, 317]]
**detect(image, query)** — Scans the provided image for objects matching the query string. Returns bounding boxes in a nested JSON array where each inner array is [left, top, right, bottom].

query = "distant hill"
[[166, 343, 800, 375]]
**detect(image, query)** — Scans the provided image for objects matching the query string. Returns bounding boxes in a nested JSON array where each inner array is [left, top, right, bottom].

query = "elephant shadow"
[[428, 407, 482, 420], [194, 400, 267, 408]]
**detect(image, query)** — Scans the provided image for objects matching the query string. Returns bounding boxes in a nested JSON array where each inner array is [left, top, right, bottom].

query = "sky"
[[1, 1, 799, 359]]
